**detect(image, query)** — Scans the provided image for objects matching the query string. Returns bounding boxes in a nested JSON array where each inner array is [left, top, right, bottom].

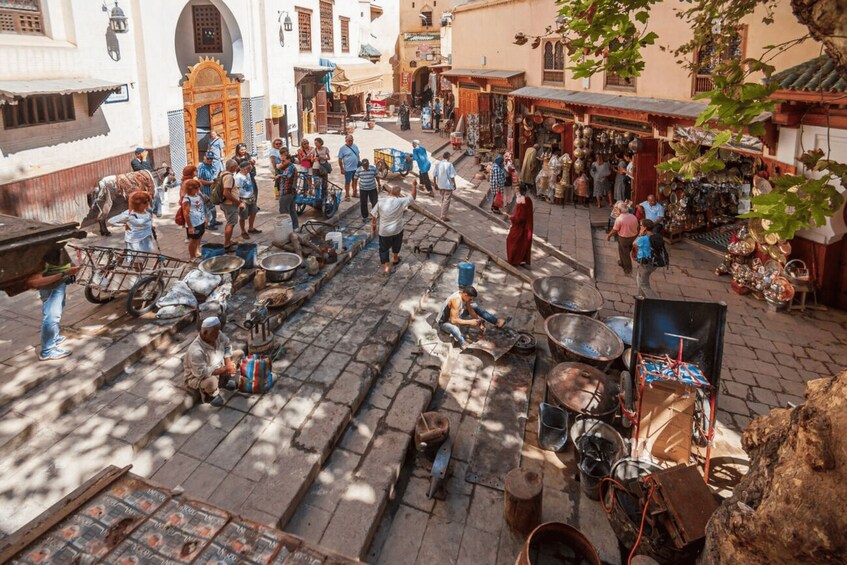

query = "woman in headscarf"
[[489, 156, 507, 214], [399, 102, 411, 131], [506, 185, 534, 267], [108, 191, 156, 270], [234, 143, 258, 198]]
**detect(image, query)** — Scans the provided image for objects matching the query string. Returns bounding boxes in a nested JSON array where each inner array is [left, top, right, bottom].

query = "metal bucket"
[[516, 522, 601, 565], [532, 276, 604, 319], [537, 402, 569, 452], [544, 314, 624, 368], [235, 243, 258, 269], [572, 418, 626, 500], [200, 243, 225, 260]]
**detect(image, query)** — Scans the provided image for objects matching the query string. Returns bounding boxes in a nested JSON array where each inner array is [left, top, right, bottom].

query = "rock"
[[702, 370, 847, 565]]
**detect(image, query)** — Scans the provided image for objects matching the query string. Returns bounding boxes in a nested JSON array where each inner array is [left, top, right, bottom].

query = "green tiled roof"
[[771, 55, 847, 93], [360, 43, 381, 58]]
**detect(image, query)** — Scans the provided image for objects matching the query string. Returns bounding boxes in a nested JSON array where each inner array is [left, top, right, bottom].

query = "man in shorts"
[[338, 134, 361, 202], [218, 159, 241, 249], [235, 159, 260, 239]]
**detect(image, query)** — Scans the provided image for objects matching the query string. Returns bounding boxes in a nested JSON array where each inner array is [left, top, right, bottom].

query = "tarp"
[[331, 60, 384, 95]]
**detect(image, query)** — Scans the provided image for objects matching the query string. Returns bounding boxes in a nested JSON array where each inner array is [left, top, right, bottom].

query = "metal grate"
[[193, 4, 222, 53], [167, 109, 187, 174], [0, 0, 42, 35], [543, 41, 564, 84], [298, 9, 311, 52], [319, 0, 333, 52], [605, 72, 636, 90], [2, 94, 74, 129]]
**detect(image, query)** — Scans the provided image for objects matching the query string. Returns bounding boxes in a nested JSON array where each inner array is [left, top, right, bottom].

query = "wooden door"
[[182, 57, 242, 166], [316, 89, 328, 134], [478, 93, 492, 146], [457, 87, 480, 122], [633, 138, 659, 205]]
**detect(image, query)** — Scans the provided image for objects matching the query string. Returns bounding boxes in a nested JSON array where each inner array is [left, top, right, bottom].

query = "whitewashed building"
[[0, 0, 386, 223]]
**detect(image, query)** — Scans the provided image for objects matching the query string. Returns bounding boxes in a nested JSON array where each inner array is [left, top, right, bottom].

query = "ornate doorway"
[[181, 57, 242, 166]]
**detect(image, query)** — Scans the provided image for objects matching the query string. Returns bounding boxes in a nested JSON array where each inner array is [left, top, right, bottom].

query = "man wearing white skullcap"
[[183, 316, 241, 406]]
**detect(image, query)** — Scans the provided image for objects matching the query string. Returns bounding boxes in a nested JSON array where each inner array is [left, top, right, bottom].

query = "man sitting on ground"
[[436, 285, 509, 349], [183, 317, 241, 407]]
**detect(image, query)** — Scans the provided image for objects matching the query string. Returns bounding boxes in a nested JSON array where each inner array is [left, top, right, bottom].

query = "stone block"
[[413, 367, 441, 391], [338, 405, 385, 455], [180, 425, 229, 460], [243, 447, 320, 526], [208, 473, 256, 514], [287, 346, 330, 381], [151, 452, 202, 489], [320, 493, 388, 560], [286, 504, 333, 545], [385, 384, 431, 432], [293, 401, 352, 461], [231, 418, 296, 482], [375, 504, 430, 565], [355, 342, 394, 369], [416, 516, 464, 565], [301, 448, 360, 512], [456, 525, 499, 565], [577, 488, 621, 565], [307, 352, 351, 387], [466, 485, 505, 535], [355, 429, 411, 494], [205, 415, 272, 471], [326, 362, 374, 412], [181, 462, 228, 500], [278, 384, 323, 431]]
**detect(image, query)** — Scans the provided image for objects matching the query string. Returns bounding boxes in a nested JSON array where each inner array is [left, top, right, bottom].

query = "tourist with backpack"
[[217, 159, 240, 250], [197, 152, 221, 230], [632, 219, 664, 298]]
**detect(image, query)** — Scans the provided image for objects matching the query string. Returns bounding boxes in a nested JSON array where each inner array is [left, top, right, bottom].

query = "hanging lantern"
[[107, 1, 128, 33], [573, 159, 585, 173], [573, 147, 585, 159], [628, 137, 644, 153], [575, 137, 585, 148], [583, 126, 593, 138]]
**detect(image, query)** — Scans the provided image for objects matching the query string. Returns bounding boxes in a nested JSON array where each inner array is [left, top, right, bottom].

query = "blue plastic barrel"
[[457, 262, 475, 287], [236, 243, 258, 269], [200, 243, 225, 260]]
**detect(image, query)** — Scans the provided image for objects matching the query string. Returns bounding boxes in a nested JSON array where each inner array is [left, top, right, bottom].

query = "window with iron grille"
[[542, 41, 564, 84], [3, 94, 75, 129], [319, 1, 333, 52], [605, 70, 636, 90], [193, 4, 223, 53], [0, 0, 43, 35], [692, 29, 745, 95], [297, 9, 312, 52], [340, 17, 349, 53], [420, 11, 432, 27]]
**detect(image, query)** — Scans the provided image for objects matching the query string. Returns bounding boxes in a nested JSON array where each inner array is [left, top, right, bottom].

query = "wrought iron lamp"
[[103, 1, 128, 34], [278, 11, 293, 46]]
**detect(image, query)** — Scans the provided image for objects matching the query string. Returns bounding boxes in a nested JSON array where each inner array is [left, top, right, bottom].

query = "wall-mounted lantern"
[[278, 11, 293, 46], [103, 1, 128, 34]]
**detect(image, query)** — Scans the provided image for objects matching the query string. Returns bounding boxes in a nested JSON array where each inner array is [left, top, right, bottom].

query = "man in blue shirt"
[[207, 130, 225, 174], [355, 158, 381, 221], [412, 140, 434, 196], [632, 220, 658, 298], [638, 194, 665, 232], [197, 151, 220, 229], [338, 134, 361, 202]]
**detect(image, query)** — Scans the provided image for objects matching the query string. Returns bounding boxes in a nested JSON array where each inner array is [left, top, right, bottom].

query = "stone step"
[[282, 246, 483, 561]]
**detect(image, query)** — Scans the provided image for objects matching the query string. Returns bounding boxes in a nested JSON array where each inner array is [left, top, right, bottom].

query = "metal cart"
[[294, 174, 342, 219], [374, 148, 413, 179]]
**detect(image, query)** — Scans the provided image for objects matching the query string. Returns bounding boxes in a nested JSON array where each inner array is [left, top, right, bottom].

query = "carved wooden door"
[[316, 89, 328, 134], [182, 58, 243, 166]]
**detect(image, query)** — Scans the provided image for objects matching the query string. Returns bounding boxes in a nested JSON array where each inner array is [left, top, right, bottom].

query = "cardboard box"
[[638, 380, 695, 464]]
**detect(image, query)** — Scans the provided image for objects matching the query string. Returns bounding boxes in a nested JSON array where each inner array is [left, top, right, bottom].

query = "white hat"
[[201, 316, 221, 328], [412, 139, 420, 145]]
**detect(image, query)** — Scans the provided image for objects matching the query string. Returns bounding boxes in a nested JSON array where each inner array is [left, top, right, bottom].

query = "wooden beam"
[[772, 89, 847, 105]]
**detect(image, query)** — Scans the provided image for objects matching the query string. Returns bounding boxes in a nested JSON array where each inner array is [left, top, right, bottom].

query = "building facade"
[[0, 0, 384, 224], [446, 0, 846, 308]]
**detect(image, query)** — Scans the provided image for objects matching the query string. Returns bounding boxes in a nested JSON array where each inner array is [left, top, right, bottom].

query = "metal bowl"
[[258, 252, 302, 282], [532, 276, 604, 319], [545, 313, 624, 367], [603, 316, 634, 346], [198, 255, 245, 276]]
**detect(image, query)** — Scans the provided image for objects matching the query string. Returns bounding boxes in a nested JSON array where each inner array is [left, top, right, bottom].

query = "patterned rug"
[[687, 223, 741, 253]]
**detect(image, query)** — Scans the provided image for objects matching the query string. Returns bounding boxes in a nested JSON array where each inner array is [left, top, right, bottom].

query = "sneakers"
[[54, 335, 67, 345], [39, 348, 71, 361], [209, 395, 225, 407]]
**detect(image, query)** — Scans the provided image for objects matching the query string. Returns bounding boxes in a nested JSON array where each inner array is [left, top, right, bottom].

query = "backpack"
[[210, 171, 232, 205], [650, 233, 669, 268]]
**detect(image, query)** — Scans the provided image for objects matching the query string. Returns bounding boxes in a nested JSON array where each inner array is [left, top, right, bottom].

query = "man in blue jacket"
[[412, 140, 434, 196]]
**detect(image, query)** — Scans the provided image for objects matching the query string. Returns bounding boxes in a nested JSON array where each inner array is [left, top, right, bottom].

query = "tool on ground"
[[415, 412, 450, 459], [412, 241, 452, 259], [427, 435, 453, 499], [244, 300, 275, 355]]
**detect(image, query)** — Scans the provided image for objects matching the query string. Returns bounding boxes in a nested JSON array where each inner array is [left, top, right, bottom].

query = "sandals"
[[248, 228, 262, 234], [392, 257, 402, 266]]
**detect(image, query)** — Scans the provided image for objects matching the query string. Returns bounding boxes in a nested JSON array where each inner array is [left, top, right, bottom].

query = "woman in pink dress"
[[506, 185, 534, 267]]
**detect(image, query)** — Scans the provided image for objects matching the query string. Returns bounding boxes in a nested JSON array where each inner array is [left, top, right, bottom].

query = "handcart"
[[619, 298, 726, 483], [295, 173, 342, 219], [70, 244, 191, 317], [374, 148, 413, 179]]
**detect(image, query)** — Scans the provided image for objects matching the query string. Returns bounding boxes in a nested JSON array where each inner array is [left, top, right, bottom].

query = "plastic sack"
[[155, 281, 198, 309], [183, 269, 222, 297], [208, 282, 232, 305], [199, 301, 224, 317], [156, 305, 190, 319]]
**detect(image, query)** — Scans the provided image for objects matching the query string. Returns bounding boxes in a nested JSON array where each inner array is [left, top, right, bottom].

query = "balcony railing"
[[692, 74, 715, 95], [542, 70, 564, 84]]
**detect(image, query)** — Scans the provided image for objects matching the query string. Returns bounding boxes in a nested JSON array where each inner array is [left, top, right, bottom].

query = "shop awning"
[[331, 60, 383, 95], [294, 65, 333, 86], [0, 78, 123, 116], [442, 69, 524, 80], [359, 43, 382, 59], [510, 86, 708, 120]]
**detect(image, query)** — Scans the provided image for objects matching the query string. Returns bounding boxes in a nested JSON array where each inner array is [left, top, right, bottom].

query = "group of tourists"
[[607, 195, 668, 297]]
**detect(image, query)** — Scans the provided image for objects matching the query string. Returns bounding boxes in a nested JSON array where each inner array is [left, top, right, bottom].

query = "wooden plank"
[[0, 465, 131, 562]]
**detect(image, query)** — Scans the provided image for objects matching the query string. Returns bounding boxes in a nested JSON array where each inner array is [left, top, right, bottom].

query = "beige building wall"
[[450, 0, 822, 101]]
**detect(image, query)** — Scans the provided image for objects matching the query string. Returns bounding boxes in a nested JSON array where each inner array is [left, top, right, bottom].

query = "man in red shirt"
[[607, 201, 639, 275]]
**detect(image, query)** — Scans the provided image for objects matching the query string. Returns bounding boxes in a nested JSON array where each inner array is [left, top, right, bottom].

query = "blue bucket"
[[458, 262, 475, 288], [200, 243, 225, 260], [236, 243, 258, 269]]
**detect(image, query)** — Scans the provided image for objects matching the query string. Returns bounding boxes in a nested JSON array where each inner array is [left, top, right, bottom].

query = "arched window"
[[543, 40, 564, 84]]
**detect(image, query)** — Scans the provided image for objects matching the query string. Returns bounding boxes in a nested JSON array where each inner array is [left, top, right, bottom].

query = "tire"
[[324, 188, 338, 219], [620, 370, 634, 429], [376, 161, 389, 179], [84, 285, 114, 304], [400, 167, 410, 177], [126, 275, 164, 317]]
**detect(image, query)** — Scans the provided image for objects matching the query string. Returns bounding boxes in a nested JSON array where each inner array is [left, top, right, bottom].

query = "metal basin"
[[532, 276, 604, 318], [545, 313, 624, 367], [258, 252, 302, 283], [198, 255, 245, 276], [604, 316, 634, 346], [547, 362, 619, 420]]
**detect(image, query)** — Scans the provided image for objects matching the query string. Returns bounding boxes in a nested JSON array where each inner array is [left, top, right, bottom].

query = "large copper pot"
[[515, 522, 601, 565], [574, 173, 589, 196]]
